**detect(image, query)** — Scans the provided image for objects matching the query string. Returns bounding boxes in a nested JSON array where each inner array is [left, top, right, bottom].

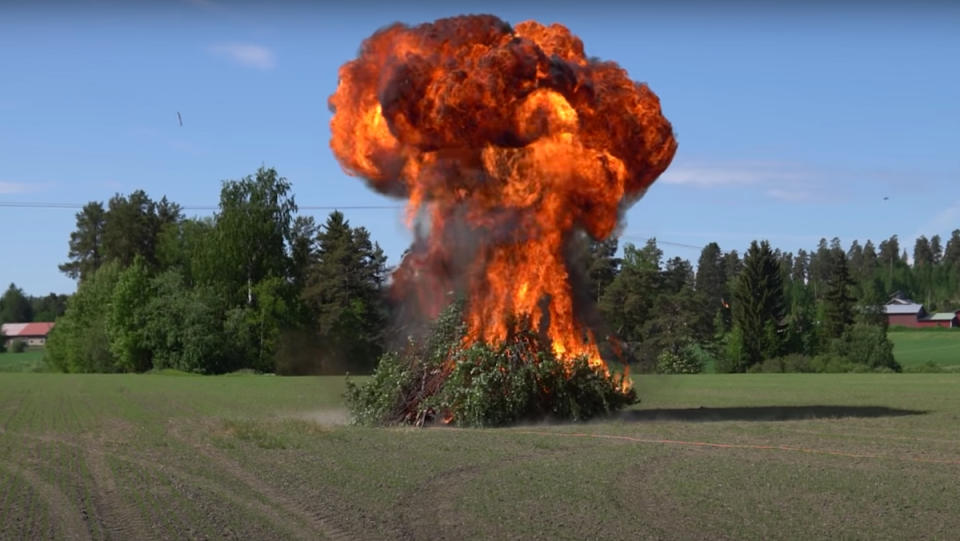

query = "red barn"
[[1, 322, 55, 347], [884, 297, 960, 328], [883, 299, 926, 328], [917, 311, 960, 328]]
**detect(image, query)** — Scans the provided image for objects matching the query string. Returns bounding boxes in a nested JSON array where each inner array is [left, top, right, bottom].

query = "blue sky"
[[1, 1, 958, 295]]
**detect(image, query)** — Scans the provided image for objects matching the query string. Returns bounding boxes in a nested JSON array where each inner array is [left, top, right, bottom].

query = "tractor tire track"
[[0, 393, 28, 434], [392, 448, 575, 541], [111, 451, 318, 541], [0, 460, 90, 540], [392, 463, 496, 541], [84, 447, 154, 541], [167, 424, 356, 541], [12, 427, 313, 540]]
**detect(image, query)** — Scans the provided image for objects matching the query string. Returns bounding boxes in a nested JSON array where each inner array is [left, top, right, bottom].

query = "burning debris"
[[331, 15, 676, 425]]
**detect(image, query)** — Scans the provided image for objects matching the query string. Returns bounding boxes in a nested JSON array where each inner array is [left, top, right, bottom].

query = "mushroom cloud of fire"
[[329, 14, 677, 374]]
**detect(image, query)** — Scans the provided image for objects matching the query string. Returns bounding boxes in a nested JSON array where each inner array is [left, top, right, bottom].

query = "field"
[[889, 329, 960, 369], [1, 373, 959, 539], [0, 349, 47, 373]]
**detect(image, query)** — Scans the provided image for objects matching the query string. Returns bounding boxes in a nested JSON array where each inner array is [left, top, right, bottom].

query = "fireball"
[[329, 14, 676, 379]]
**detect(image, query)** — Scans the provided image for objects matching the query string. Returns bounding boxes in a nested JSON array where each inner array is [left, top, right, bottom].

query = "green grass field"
[[889, 329, 960, 369], [0, 349, 48, 373], [3, 328, 957, 375], [1, 373, 959, 539]]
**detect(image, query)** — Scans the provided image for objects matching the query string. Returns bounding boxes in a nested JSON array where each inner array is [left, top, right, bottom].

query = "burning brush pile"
[[332, 15, 676, 426]]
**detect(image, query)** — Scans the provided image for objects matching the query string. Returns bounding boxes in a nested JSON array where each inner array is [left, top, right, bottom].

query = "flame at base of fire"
[[345, 303, 636, 427], [347, 304, 636, 426]]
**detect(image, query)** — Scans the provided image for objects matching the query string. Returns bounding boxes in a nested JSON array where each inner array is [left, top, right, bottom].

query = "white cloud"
[[99, 180, 127, 190], [660, 162, 808, 188], [208, 43, 276, 70], [909, 199, 960, 250], [184, 0, 230, 16], [184, 0, 218, 7], [923, 199, 960, 233], [0, 181, 44, 194], [766, 188, 815, 202], [656, 160, 850, 203]]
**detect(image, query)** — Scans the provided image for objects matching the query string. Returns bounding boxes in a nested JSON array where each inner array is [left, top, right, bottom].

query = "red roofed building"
[[919, 311, 960, 328], [883, 298, 926, 327], [883, 296, 960, 328], [1, 322, 55, 347]]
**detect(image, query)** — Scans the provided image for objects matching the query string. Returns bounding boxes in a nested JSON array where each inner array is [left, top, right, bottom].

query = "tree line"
[[0, 284, 69, 353], [593, 232, 960, 373], [14, 165, 960, 374], [0, 284, 69, 324], [45, 168, 388, 374]]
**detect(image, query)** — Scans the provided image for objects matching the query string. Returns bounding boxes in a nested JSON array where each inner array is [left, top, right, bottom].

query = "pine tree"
[[913, 236, 934, 268], [584, 237, 620, 303], [730, 241, 786, 371], [862, 240, 878, 277], [944, 230, 960, 268], [59, 202, 106, 281], [857, 275, 888, 327], [302, 211, 388, 373], [0, 283, 34, 323], [600, 241, 661, 336], [662, 257, 694, 294], [808, 238, 831, 298], [829, 237, 843, 254], [102, 191, 181, 269], [931, 235, 943, 264], [792, 249, 808, 284], [847, 240, 864, 278], [599, 239, 663, 368], [784, 282, 816, 356], [821, 250, 855, 342], [289, 216, 319, 293], [723, 250, 742, 281], [695, 242, 727, 335], [878, 235, 902, 292], [722, 249, 742, 321], [778, 251, 794, 291]]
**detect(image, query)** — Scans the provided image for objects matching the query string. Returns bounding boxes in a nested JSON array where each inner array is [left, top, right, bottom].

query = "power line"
[[657, 240, 706, 251], [0, 201, 404, 211], [0, 200, 707, 251], [621, 235, 704, 251]]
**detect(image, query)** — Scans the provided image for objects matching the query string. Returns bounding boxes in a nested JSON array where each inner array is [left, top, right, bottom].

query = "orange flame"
[[329, 15, 676, 380]]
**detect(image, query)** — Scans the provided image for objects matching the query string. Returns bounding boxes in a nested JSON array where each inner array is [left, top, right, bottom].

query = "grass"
[[889, 329, 960, 369], [0, 349, 49, 373], [1, 372, 959, 539]]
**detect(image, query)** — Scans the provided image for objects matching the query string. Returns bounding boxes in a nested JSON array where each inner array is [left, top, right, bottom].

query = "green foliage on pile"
[[346, 304, 636, 427]]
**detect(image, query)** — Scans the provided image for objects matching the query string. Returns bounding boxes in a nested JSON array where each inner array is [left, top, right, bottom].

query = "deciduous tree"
[[210, 167, 296, 306], [46, 263, 123, 373]]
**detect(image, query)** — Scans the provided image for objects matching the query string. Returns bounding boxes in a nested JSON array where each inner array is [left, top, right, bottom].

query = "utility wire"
[[0, 201, 404, 211], [621, 234, 705, 251], [0, 200, 707, 251], [655, 240, 706, 251]]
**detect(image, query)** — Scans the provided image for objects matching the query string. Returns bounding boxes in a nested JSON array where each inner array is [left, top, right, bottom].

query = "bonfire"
[[330, 15, 676, 426]]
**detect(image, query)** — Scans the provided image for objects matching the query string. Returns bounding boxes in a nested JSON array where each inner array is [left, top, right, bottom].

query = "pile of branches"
[[346, 303, 636, 427]]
